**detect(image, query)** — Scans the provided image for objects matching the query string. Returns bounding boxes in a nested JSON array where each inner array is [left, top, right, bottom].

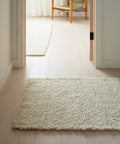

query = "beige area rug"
[[12, 78, 120, 130], [26, 18, 52, 56]]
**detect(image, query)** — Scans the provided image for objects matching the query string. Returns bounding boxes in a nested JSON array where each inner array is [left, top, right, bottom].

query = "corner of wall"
[[12, 59, 24, 68], [0, 61, 13, 90]]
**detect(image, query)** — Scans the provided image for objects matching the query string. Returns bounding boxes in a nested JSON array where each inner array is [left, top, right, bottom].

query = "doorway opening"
[[25, 0, 95, 77]]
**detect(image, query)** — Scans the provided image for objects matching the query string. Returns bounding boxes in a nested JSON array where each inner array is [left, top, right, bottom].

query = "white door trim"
[[13, 0, 25, 68], [15, 0, 103, 68]]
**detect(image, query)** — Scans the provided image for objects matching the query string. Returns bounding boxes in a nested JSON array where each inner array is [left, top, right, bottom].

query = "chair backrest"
[[73, 0, 85, 3]]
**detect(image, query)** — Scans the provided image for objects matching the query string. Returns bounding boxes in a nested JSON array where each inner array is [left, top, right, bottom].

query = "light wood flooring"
[[0, 17, 120, 144]]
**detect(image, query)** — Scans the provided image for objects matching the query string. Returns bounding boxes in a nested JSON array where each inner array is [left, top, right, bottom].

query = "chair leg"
[[51, 0, 54, 20], [85, 10, 87, 19], [70, 0, 73, 23], [52, 9, 54, 20], [67, 13, 69, 17], [85, 0, 87, 20], [70, 11, 72, 23], [67, 0, 69, 17]]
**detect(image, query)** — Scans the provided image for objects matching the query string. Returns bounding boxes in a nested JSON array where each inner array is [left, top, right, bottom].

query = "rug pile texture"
[[12, 78, 120, 130]]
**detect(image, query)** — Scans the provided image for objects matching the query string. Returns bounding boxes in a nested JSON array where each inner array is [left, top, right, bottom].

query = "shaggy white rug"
[[12, 78, 120, 130], [26, 18, 52, 56]]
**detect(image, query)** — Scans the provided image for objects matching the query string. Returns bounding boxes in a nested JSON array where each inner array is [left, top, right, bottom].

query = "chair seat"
[[54, 6, 86, 12], [73, 6, 86, 12]]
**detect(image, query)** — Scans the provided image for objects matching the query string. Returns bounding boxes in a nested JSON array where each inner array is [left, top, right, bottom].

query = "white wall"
[[0, 0, 13, 89], [11, 0, 17, 60], [96, 0, 120, 68]]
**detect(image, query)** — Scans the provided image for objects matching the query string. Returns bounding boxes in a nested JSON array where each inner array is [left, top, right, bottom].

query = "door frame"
[[24, 0, 26, 65], [15, 0, 103, 68], [90, 0, 96, 65], [90, 0, 94, 61]]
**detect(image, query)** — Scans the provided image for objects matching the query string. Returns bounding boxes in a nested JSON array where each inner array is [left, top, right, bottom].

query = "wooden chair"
[[51, 0, 87, 23]]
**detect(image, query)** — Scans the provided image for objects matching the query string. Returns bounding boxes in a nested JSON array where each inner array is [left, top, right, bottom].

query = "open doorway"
[[25, 0, 95, 77]]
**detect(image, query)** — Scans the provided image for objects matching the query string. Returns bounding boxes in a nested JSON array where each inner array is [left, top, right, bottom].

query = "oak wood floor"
[[0, 17, 120, 144]]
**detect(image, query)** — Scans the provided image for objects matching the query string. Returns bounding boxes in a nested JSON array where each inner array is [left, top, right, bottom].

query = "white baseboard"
[[0, 62, 13, 90], [99, 60, 120, 69]]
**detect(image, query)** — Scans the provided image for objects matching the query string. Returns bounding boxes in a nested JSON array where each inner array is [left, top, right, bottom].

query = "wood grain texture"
[[67, 0, 69, 17], [85, 0, 88, 19], [0, 17, 120, 144], [52, 0, 54, 20]]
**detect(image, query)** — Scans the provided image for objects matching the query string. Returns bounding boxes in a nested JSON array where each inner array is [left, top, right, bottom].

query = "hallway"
[[1, 17, 120, 144]]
